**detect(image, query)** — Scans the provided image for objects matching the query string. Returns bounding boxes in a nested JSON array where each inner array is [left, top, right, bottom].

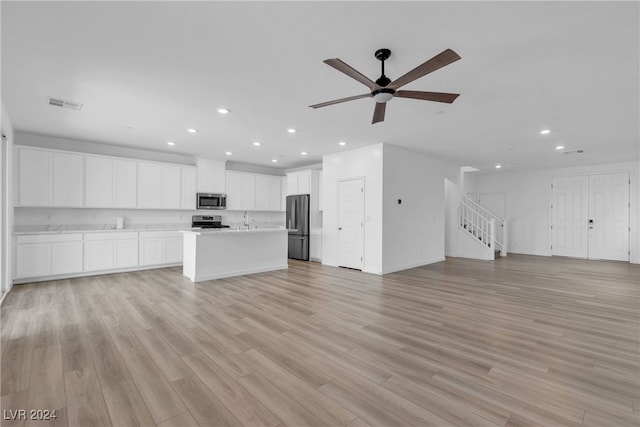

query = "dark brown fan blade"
[[324, 58, 378, 90], [309, 93, 371, 109], [372, 102, 386, 124], [395, 90, 460, 104], [387, 49, 461, 90]]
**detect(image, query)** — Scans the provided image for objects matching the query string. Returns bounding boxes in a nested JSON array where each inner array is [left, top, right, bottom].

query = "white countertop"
[[14, 223, 192, 236], [181, 227, 286, 236]]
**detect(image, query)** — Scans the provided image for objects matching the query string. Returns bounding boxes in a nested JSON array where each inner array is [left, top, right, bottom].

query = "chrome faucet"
[[243, 211, 250, 229]]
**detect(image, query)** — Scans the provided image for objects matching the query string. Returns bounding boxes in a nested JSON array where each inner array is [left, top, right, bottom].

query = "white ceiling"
[[2, 1, 638, 171]]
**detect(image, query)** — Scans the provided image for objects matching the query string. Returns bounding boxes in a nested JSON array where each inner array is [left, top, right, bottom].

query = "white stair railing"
[[459, 196, 507, 256]]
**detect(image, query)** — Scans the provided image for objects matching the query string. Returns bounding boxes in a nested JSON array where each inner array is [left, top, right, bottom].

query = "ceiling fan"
[[310, 48, 461, 124]]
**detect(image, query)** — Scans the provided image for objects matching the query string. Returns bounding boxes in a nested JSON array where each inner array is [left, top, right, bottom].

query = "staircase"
[[459, 196, 507, 259]]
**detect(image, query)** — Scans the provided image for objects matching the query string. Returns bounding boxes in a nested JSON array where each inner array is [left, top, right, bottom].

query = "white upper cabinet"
[[286, 170, 312, 195], [138, 162, 183, 209], [15, 145, 197, 211], [17, 147, 52, 206], [226, 171, 256, 211], [255, 174, 282, 211], [196, 158, 226, 193], [53, 152, 84, 207], [113, 159, 137, 208], [85, 156, 113, 208], [161, 164, 181, 209], [16, 148, 84, 208], [86, 156, 137, 209], [181, 166, 197, 210], [137, 162, 163, 208], [297, 170, 311, 194], [286, 173, 298, 196]]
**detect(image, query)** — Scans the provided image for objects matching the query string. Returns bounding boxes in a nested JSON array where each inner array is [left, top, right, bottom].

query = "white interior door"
[[552, 176, 589, 258], [552, 173, 630, 261], [338, 178, 364, 270], [588, 173, 629, 261], [477, 193, 505, 243]]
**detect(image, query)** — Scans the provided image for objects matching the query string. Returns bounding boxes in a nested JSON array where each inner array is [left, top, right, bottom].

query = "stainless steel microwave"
[[196, 193, 226, 210]]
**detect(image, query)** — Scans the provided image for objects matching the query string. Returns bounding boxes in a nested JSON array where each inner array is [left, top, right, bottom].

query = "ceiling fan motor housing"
[[372, 88, 395, 103]]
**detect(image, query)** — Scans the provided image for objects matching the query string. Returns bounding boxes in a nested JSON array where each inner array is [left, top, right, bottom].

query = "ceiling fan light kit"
[[310, 47, 461, 124]]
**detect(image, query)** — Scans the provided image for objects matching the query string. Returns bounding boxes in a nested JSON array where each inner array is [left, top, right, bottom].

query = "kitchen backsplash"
[[14, 208, 285, 229]]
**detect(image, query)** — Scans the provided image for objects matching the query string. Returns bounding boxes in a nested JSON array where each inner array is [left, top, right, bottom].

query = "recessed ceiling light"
[[271, 159, 278, 163], [225, 151, 232, 155], [555, 145, 565, 150], [167, 141, 175, 146], [301, 152, 308, 156], [187, 128, 198, 133], [287, 128, 296, 134], [495, 164, 502, 169], [540, 129, 551, 135], [253, 141, 261, 146], [338, 141, 347, 146], [217, 108, 229, 114]]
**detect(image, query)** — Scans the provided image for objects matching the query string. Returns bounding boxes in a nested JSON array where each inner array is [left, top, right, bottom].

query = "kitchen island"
[[181, 228, 288, 282]]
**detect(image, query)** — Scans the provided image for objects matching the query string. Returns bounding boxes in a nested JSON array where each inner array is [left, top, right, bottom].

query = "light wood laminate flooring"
[[1, 255, 639, 426]]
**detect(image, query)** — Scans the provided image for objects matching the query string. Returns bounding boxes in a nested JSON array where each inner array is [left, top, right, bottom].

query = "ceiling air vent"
[[48, 97, 83, 111]]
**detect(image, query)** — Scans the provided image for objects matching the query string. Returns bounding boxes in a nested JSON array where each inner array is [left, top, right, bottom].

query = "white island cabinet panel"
[[182, 229, 287, 282], [138, 162, 162, 208], [113, 159, 137, 208], [17, 147, 52, 206], [85, 156, 113, 208], [53, 152, 84, 207]]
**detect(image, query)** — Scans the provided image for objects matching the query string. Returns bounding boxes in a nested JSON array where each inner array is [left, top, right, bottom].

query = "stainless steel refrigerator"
[[286, 194, 310, 260]]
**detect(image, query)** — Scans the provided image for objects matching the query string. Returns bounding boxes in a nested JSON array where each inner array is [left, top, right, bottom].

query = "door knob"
[[338, 227, 342, 230]]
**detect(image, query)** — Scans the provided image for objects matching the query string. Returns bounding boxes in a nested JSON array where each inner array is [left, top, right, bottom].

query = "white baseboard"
[[190, 264, 289, 282], [12, 263, 182, 285], [382, 257, 445, 275]]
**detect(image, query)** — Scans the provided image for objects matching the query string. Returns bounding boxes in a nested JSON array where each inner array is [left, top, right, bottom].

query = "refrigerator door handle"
[[292, 199, 296, 228]]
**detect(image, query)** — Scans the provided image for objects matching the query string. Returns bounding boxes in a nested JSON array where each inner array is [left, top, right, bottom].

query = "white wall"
[[1, 100, 15, 298], [444, 178, 459, 257], [474, 161, 640, 263], [382, 144, 458, 273], [322, 144, 383, 274]]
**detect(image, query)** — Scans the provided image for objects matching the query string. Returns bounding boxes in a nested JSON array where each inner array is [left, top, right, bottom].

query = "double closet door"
[[552, 173, 629, 261]]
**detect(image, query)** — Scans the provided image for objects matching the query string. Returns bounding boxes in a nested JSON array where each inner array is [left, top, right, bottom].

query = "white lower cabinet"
[[165, 237, 183, 264], [52, 241, 84, 275], [84, 232, 138, 272], [115, 239, 139, 268], [15, 230, 183, 282], [16, 243, 51, 278], [16, 234, 83, 279], [139, 231, 182, 266]]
